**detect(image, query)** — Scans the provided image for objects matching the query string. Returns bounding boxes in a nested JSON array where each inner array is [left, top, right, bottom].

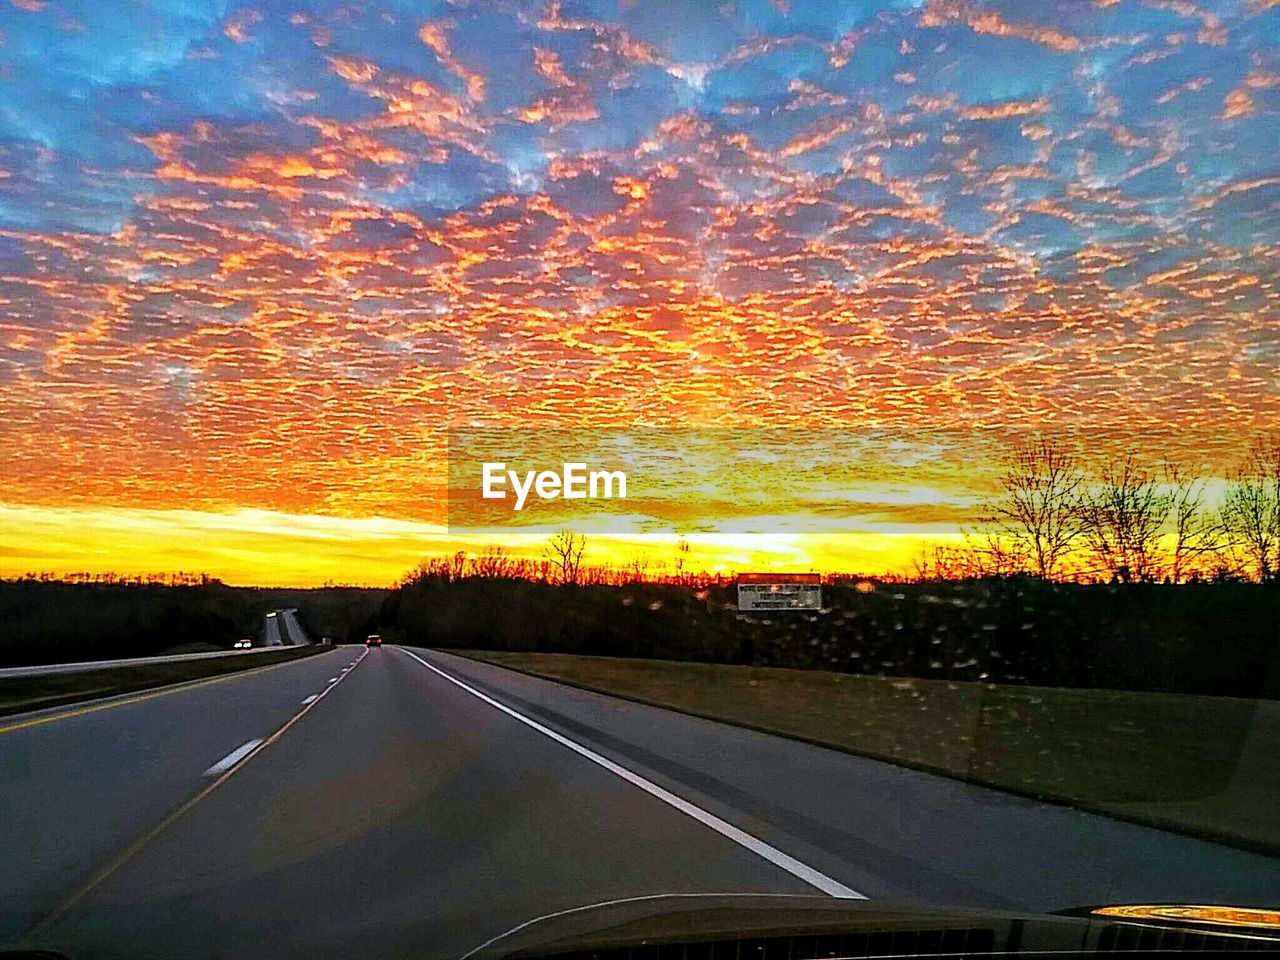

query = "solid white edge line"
[[399, 648, 865, 901], [460, 893, 815, 960], [203, 738, 263, 776]]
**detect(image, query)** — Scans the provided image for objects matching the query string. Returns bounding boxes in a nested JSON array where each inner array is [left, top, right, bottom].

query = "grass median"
[[0, 646, 326, 718], [455, 650, 1279, 857]]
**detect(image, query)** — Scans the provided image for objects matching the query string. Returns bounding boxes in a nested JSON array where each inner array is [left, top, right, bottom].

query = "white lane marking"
[[328, 677, 338, 683], [399, 648, 864, 901], [203, 739, 263, 776], [461, 893, 813, 960], [301, 695, 318, 705]]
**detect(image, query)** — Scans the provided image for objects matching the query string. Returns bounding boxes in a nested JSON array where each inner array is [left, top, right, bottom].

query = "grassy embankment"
[[457, 650, 1280, 857], [0, 646, 324, 718], [386, 575, 1277, 850]]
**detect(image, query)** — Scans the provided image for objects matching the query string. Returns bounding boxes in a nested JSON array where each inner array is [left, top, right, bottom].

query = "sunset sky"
[[1, 0, 1277, 585]]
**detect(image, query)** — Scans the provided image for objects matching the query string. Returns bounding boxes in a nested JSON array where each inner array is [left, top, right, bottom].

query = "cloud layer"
[[1, 0, 1277, 528]]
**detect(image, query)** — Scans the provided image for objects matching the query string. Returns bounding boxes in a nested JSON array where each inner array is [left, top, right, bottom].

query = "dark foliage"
[[373, 574, 1280, 698], [0, 580, 387, 666]]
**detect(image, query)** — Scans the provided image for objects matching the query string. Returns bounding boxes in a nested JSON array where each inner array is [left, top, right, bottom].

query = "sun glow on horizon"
[[0, 502, 956, 587]]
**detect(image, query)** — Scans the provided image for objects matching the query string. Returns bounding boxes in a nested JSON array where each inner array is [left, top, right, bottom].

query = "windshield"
[[1, 0, 1277, 957]]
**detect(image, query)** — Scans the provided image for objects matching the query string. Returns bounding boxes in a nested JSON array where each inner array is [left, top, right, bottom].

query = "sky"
[[0, 0, 1277, 584]]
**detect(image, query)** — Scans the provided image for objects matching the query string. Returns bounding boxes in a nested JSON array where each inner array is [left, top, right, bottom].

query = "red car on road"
[[365, 634, 383, 648]]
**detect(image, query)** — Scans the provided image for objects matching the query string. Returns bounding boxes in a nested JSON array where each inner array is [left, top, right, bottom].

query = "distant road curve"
[[276, 608, 310, 647]]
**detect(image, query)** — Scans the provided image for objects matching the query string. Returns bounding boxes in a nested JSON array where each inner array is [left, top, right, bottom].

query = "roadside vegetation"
[[5, 432, 1276, 699], [458, 650, 1279, 856], [376, 571, 1277, 699], [0, 577, 386, 667], [367, 430, 1280, 700]]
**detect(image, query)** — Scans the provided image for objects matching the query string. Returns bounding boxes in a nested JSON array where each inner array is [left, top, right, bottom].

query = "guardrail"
[[3, 608, 315, 680], [0, 645, 288, 680], [0, 643, 330, 719]]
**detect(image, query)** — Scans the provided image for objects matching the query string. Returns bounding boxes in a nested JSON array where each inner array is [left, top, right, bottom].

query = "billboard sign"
[[736, 573, 823, 612]]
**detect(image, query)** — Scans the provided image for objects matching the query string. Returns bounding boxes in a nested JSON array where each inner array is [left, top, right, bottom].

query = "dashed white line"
[[398, 648, 864, 901], [24, 648, 371, 941], [301, 694, 318, 705], [203, 739, 263, 776]]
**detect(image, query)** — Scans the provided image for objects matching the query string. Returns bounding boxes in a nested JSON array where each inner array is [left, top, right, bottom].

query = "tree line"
[[401, 432, 1280, 589], [397, 532, 711, 590], [919, 431, 1280, 584]]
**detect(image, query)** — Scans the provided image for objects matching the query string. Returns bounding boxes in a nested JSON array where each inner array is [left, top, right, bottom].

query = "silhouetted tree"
[[1081, 452, 1168, 582], [673, 538, 690, 584], [1221, 432, 1280, 581], [625, 554, 651, 583], [1163, 463, 1220, 583], [470, 546, 513, 579], [983, 438, 1087, 578], [545, 529, 587, 585]]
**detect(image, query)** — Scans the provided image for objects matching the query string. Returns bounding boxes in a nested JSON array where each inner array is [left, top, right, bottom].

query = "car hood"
[[467, 893, 1280, 958]]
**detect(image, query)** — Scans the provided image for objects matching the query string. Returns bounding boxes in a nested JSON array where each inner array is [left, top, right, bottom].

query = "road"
[[2, 646, 1278, 959], [275, 609, 307, 646], [260, 609, 307, 647]]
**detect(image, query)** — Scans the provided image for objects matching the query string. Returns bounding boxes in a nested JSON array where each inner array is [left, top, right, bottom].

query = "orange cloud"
[[418, 22, 487, 102], [222, 8, 262, 43], [960, 98, 1051, 120], [922, 1, 1085, 52], [1221, 88, 1255, 119]]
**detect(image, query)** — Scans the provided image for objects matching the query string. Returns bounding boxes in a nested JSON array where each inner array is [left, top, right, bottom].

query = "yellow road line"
[[21, 647, 369, 943], [0, 649, 337, 737]]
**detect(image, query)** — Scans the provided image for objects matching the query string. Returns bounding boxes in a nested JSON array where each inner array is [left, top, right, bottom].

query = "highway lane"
[[261, 612, 283, 647], [0, 646, 357, 941], [6, 645, 1280, 960], [424, 651, 1280, 912], [20, 645, 824, 960], [276, 609, 308, 646]]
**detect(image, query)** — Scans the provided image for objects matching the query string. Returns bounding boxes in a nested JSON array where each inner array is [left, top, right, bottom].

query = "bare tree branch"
[[983, 437, 1087, 578], [1162, 464, 1220, 583], [544, 529, 587, 585], [1221, 432, 1280, 581], [1080, 452, 1168, 582]]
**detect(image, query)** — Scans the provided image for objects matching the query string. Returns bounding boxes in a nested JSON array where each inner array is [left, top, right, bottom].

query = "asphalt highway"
[[260, 609, 307, 647], [3, 646, 1278, 960]]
